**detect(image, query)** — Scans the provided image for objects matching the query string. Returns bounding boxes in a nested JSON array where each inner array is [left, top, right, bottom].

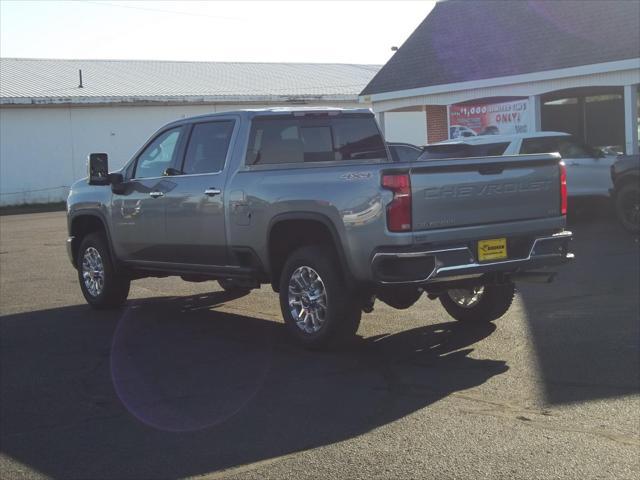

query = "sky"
[[0, 0, 435, 65]]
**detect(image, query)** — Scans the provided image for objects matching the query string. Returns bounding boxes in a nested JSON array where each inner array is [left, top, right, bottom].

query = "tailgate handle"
[[478, 166, 504, 175]]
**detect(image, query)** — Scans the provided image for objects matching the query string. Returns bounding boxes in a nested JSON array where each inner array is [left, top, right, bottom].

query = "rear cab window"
[[246, 113, 387, 165], [418, 142, 509, 160]]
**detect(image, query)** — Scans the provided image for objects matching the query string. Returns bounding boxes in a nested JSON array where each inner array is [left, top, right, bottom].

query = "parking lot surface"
[[1, 210, 638, 479]]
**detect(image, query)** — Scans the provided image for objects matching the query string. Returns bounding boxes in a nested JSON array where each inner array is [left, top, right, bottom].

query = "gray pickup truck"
[[67, 108, 573, 349]]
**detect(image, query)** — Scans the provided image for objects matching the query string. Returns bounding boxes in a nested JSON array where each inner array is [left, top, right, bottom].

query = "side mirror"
[[109, 173, 126, 194], [88, 153, 109, 185]]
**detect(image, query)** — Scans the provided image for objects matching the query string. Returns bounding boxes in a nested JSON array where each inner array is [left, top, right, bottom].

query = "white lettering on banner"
[[449, 99, 530, 137]]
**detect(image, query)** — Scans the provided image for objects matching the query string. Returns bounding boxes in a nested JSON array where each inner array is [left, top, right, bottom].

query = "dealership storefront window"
[[448, 98, 529, 138], [447, 86, 639, 154], [540, 87, 629, 153]]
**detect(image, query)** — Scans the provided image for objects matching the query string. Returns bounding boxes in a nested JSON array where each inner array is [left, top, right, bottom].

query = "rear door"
[[162, 118, 237, 266]]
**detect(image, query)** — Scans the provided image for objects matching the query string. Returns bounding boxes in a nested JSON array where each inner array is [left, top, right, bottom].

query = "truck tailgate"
[[410, 154, 562, 231]]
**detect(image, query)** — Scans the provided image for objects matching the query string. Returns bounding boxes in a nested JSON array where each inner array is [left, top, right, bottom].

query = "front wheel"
[[77, 233, 130, 309], [439, 282, 515, 323], [279, 245, 361, 350]]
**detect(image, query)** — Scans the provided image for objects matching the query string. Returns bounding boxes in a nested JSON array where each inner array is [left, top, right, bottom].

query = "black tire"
[[77, 233, 130, 309], [218, 279, 250, 294], [278, 245, 361, 350], [615, 183, 640, 233], [439, 282, 515, 323]]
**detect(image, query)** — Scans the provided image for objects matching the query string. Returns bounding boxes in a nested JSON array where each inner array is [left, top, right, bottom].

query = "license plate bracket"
[[478, 238, 507, 262]]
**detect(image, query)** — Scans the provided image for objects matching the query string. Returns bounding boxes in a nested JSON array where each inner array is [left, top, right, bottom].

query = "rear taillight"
[[382, 174, 412, 232], [560, 161, 567, 215]]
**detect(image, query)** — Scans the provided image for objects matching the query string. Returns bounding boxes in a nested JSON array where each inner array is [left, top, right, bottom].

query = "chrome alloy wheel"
[[447, 286, 485, 308], [82, 247, 105, 297], [288, 266, 328, 334]]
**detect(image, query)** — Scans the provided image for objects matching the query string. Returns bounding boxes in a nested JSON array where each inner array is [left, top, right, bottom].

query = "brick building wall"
[[425, 105, 448, 143]]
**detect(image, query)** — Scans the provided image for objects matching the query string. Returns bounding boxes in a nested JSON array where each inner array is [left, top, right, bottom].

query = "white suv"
[[423, 132, 616, 198]]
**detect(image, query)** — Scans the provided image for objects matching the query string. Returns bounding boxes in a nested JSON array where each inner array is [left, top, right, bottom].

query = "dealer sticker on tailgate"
[[478, 238, 507, 262]]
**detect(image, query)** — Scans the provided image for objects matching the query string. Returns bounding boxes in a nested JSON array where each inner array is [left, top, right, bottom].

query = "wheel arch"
[[69, 212, 117, 269], [266, 212, 351, 291]]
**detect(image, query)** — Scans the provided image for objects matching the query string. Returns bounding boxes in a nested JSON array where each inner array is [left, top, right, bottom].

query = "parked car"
[[387, 142, 424, 162], [610, 154, 640, 232], [422, 132, 616, 198], [449, 125, 477, 138], [67, 108, 573, 349], [479, 125, 500, 135]]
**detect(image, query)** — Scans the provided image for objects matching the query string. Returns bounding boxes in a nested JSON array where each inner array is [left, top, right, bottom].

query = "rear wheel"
[[615, 183, 640, 233], [439, 282, 515, 323], [279, 245, 361, 350], [77, 233, 130, 309]]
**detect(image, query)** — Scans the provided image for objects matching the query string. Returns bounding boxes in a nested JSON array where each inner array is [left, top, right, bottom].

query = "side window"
[[520, 137, 561, 155], [182, 121, 235, 174], [469, 142, 509, 157], [331, 118, 387, 160], [246, 115, 387, 165], [557, 139, 589, 159], [521, 136, 590, 159], [246, 118, 305, 165], [419, 144, 471, 160], [300, 126, 333, 162], [134, 127, 184, 179], [390, 145, 422, 162]]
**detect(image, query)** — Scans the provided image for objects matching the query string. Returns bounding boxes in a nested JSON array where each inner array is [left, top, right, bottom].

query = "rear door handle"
[[149, 191, 164, 198], [204, 188, 221, 197]]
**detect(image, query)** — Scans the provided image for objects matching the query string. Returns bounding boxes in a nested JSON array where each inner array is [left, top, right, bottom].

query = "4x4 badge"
[[340, 172, 372, 181]]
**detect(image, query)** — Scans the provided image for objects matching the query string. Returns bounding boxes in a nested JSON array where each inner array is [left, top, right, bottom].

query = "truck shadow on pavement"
[[517, 213, 640, 405], [1, 291, 506, 479]]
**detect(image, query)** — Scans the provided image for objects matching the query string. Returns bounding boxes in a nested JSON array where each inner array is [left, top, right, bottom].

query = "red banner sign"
[[449, 99, 529, 138]]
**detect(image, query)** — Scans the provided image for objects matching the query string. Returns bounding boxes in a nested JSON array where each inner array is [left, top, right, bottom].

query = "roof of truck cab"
[[433, 131, 570, 146], [163, 107, 375, 126]]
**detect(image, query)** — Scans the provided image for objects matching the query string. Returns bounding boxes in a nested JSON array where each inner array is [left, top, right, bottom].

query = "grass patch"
[[0, 202, 66, 216]]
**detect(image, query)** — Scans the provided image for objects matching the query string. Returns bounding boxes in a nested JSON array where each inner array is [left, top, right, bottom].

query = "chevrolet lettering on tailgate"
[[424, 180, 552, 199]]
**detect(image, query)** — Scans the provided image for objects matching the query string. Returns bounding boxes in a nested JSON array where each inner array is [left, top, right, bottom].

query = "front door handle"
[[204, 188, 221, 197], [149, 191, 164, 198]]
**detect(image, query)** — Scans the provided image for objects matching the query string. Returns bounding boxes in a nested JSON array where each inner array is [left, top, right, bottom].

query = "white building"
[[0, 58, 380, 206], [361, 0, 639, 153]]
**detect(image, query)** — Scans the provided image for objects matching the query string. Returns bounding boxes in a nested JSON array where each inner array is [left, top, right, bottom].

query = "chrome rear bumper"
[[372, 231, 573, 285]]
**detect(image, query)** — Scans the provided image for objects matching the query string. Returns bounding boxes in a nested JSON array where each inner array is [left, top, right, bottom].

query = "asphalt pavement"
[[0, 209, 638, 479]]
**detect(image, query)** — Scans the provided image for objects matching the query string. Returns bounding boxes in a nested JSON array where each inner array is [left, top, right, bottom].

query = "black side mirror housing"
[[109, 173, 126, 194], [88, 153, 110, 185]]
